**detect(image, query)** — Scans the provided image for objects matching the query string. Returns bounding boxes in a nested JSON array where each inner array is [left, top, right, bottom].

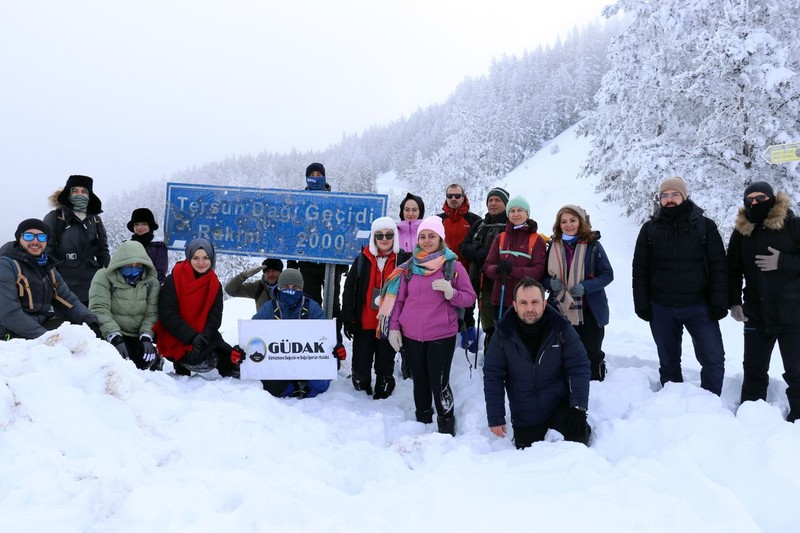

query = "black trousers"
[[512, 402, 591, 449], [573, 306, 606, 379], [741, 324, 800, 414], [297, 263, 344, 342], [351, 328, 396, 385], [403, 335, 456, 418]]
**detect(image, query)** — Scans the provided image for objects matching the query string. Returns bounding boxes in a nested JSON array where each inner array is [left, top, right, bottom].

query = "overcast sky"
[[0, 0, 611, 232]]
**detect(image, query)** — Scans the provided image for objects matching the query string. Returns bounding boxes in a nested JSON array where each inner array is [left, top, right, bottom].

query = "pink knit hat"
[[416, 215, 446, 241]]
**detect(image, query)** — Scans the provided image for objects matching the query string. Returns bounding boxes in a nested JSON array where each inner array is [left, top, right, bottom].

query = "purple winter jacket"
[[397, 219, 421, 255], [389, 260, 477, 342]]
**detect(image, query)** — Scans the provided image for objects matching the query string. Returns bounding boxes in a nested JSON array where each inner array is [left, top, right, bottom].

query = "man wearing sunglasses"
[[633, 176, 728, 396], [728, 181, 800, 422], [0, 218, 101, 340], [438, 183, 481, 348]]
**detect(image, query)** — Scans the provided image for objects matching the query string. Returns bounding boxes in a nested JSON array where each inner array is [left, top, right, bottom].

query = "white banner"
[[237, 319, 338, 380]]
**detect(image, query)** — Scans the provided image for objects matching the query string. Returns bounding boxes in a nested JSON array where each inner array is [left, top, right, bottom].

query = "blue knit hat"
[[506, 196, 530, 217]]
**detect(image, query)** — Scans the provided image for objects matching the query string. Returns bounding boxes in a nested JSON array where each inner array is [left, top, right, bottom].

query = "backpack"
[[497, 231, 546, 260], [0, 257, 73, 310]]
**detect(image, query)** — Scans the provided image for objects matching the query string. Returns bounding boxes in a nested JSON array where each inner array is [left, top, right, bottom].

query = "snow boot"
[[415, 408, 434, 424], [591, 360, 606, 382], [437, 415, 456, 436], [351, 374, 373, 396]]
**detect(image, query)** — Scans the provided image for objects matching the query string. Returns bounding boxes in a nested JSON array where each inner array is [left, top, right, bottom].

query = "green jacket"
[[89, 240, 160, 338]]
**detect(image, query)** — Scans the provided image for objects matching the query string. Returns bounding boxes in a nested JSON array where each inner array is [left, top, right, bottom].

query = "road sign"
[[762, 142, 800, 164], [164, 183, 387, 264]]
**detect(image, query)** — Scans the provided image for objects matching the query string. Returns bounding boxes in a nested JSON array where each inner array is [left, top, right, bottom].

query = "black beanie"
[[743, 181, 774, 200], [127, 208, 159, 232], [15, 218, 50, 241], [262, 258, 284, 272], [305, 162, 326, 177], [486, 187, 510, 206]]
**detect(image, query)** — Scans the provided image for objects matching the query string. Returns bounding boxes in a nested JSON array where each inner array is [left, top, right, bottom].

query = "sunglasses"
[[745, 194, 769, 205], [659, 192, 682, 200], [22, 232, 48, 242], [374, 232, 394, 241], [446, 193, 463, 199]]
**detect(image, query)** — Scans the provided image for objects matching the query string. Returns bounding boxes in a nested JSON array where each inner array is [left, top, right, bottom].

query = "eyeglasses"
[[374, 232, 394, 241], [21, 232, 48, 242], [659, 192, 682, 200], [745, 194, 769, 205], [446, 193, 463, 200]]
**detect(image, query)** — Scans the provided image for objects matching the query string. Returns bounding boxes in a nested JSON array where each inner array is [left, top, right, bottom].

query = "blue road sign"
[[164, 183, 387, 264]]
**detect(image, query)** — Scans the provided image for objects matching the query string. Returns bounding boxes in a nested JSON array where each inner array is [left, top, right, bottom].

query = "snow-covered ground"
[[2, 125, 799, 532]]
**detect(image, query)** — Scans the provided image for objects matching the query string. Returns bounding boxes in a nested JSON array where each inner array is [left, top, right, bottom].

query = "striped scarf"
[[375, 246, 457, 337], [547, 239, 587, 325]]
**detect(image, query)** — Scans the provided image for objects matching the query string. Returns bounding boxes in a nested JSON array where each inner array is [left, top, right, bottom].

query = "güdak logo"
[[246, 336, 329, 363]]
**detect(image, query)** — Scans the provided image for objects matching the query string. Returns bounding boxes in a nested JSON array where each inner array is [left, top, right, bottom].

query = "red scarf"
[[153, 260, 220, 360], [361, 248, 396, 330]]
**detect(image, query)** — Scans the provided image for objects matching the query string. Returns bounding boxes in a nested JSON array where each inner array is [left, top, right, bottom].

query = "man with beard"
[[632, 176, 728, 395], [483, 277, 591, 449], [728, 181, 800, 422]]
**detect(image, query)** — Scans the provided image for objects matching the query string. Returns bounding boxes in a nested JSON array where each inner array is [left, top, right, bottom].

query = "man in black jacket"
[[460, 187, 510, 350], [632, 176, 728, 395], [0, 218, 101, 340], [728, 181, 800, 422], [483, 277, 591, 449]]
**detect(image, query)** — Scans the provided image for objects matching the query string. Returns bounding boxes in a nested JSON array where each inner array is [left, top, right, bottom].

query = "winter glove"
[[709, 305, 728, 321], [388, 330, 403, 353], [755, 246, 780, 271], [431, 278, 455, 300], [474, 247, 488, 264], [495, 260, 513, 277], [635, 307, 652, 322], [569, 283, 585, 297], [549, 277, 564, 292], [332, 343, 346, 370], [88, 322, 103, 339], [109, 334, 129, 359], [192, 334, 209, 351], [140, 334, 157, 362], [562, 407, 590, 445], [730, 304, 749, 323], [342, 321, 356, 341], [460, 327, 477, 351], [230, 345, 245, 365]]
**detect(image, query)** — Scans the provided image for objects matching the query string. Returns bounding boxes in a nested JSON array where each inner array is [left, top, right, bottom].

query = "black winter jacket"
[[483, 305, 590, 428], [632, 200, 727, 313], [43, 204, 110, 303], [460, 212, 508, 290], [728, 192, 800, 331], [0, 241, 98, 339]]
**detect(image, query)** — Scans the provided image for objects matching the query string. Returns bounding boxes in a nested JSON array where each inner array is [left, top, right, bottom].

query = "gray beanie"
[[277, 268, 304, 289], [185, 238, 215, 268]]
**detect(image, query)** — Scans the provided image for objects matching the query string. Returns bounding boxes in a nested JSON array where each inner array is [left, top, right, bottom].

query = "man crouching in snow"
[[253, 268, 347, 399], [483, 277, 591, 449]]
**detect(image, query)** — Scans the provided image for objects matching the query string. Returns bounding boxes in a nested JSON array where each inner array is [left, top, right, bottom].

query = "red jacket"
[[438, 198, 481, 272]]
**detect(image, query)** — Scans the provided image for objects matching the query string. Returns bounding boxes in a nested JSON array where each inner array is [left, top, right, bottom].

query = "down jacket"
[[483, 220, 547, 307], [728, 192, 800, 332], [483, 305, 590, 428], [89, 240, 160, 339]]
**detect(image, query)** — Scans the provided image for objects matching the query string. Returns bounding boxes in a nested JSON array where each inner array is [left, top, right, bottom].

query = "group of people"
[[2, 166, 797, 449], [634, 177, 800, 424]]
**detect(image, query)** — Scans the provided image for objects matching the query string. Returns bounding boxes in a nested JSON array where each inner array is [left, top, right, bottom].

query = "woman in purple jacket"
[[396, 192, 425, 264], [377, 216, 476, 436]]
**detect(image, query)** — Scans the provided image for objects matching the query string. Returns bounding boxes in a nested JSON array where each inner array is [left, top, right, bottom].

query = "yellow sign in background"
[[763, 142, 800, 164]]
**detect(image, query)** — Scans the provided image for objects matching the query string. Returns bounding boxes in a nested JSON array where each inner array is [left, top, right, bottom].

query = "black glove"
[[635, 308, 652, 322], [109, 334, 129, 359], [333, 343, 347, 370], [474, 247, 488, 264], [563, 407, 590, 445], [495, 260, 513, 276], [88, 322, 103, 339], [230, 345, 245, 365], [709, 305, 728, 321], [192, 334, 209, 351], [342, 321, 356, 341], [140, 335, 157, 362]]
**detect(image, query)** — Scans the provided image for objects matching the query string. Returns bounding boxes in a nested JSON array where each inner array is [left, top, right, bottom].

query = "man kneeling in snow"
[[483, 277, 591, 449], [253, 268, 346, 399]]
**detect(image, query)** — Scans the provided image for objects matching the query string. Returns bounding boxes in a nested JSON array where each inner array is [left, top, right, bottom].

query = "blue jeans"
[[649, 303, 725, 395]]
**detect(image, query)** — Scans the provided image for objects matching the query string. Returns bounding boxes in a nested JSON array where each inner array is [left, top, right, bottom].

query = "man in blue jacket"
[[483, 277, 591, 449], [253, 268, 346, 398]]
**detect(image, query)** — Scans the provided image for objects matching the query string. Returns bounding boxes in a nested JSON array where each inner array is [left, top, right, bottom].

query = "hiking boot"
[[352, 375, 373, 396], [415, 408, 434, 424], [373, 376, 396, 400], [437, 415, 456, 436]]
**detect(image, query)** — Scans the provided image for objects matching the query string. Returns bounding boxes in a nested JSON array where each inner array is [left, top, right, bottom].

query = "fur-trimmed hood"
[[735, 192, 792, 237], [48, 189, 103, 215]]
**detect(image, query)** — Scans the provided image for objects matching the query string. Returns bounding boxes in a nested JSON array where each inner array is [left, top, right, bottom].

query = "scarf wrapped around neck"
[[153, 260, 220, 359], [375, 246, 458, 337], [547, 239, 587, 325]]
